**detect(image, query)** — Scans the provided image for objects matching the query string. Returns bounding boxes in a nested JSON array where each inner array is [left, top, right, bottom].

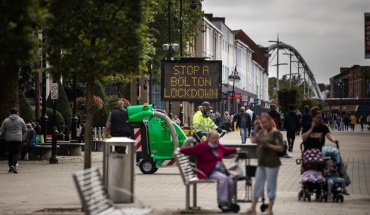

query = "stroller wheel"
[[260, 203, 269, 212], [230, 203, 240, 213]]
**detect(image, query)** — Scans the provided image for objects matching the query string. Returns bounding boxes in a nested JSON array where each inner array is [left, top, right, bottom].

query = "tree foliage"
[[277, 88, 299, 113], [0, 0, 44, 123], [45, 0, 153, 168], [149, 0, 203, 82], [19, 90, 35, 123]]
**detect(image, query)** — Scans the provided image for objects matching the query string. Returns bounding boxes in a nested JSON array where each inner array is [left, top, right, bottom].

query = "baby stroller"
[[321, 143, 349, 202], [297, 147, 326, 202]]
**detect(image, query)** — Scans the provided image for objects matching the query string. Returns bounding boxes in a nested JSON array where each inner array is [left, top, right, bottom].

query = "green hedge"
[[46, 107, 64, 134], [19, 91, 35, 123], [93, 107, 110, 128]]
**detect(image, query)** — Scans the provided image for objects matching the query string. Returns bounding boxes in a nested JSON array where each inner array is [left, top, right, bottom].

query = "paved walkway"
[[0, 130, 369, 215]]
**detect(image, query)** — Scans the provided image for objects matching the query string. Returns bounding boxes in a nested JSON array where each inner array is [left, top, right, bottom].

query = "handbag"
[[36, 134, 44, 144], [277, 140, 287, 157]]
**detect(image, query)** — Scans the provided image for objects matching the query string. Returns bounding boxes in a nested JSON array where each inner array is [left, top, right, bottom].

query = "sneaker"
[[10, 166, 17, 174], [283, 153, 293, 158], [8, 168, 12, 173], [218, 203, 230, 212]]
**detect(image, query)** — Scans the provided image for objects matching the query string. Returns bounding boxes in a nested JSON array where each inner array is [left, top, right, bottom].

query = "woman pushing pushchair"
[[299, 106, 350, 201]]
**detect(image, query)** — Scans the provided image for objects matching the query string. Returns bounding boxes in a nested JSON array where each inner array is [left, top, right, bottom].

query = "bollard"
[[49, 126, 59, 164]]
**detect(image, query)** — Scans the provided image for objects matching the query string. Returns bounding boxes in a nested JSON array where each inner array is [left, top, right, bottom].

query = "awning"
[[358, 104, 370, 113], [322, 105, 358, 112]]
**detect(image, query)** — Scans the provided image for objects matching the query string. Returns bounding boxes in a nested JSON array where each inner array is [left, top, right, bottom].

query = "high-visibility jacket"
[[192, 110, 221, 140]]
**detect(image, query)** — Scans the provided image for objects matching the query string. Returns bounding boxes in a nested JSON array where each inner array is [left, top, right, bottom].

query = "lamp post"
[[268, 35, 283, 91], [283, 53, 294, 88], [271, 63, 288, 90], [228, 66, 241, 114], [337, 80, 344, 115], [179, 0, 184, 126], [39, 30, 48, 139], [167, 0, 173, 119], [136, 78, 140, 105], [71, 74, 78, 141]]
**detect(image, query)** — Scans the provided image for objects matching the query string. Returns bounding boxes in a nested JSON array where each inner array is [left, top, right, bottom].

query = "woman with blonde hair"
[[246, 113, 284, 215]]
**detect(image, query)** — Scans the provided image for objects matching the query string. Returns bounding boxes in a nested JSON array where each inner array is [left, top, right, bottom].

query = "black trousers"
[[286, 131, 296, 149], [6, 141, 22, 167]]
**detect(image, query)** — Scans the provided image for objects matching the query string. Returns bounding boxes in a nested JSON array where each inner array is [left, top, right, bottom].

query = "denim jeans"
[[253, 166, 279, 199], [240, 127, 247, 144]]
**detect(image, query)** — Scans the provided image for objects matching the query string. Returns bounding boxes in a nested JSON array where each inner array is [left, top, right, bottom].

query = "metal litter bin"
[[103, 137, 135, 203]]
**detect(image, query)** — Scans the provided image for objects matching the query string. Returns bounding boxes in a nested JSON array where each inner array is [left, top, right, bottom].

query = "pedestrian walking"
[[222, 111, 231, 132], [336, 116, 341, 131], [246, 113, 284, 215], [192, 101, 225, 143], [340, 117, 345, 131], [359, 115, 365, 131], [349, 114, 357, 131], [268, 105, 281, 129], [246, 106, 255, 137], [343, 115, 350, 131], [105, 100, 131, 138], [0, 107, 27, 174], [301, 105, 312, 133], [284, 104, 300, 153], [236, 107, 251, 144]]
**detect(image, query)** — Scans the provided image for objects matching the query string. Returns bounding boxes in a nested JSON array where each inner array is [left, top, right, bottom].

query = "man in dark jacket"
[[105, 101, 131, 137], [284, 104, 300, 152], [236, 107, 251, 144]]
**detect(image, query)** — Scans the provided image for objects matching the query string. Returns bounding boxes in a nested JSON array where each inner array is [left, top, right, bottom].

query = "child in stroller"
[[298, 148, 326, 202], [323, 159, 345, 202]]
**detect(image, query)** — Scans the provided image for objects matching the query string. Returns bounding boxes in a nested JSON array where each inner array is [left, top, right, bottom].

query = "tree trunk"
[[0, 65, 19, 122], [84, 76, 95, 169]]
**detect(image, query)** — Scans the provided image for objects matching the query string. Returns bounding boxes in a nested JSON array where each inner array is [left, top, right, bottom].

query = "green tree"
[[46, 0, 153, 169], [93, 81, 107, 101], [277, 88, 299, 113], [0, 0, 43, 122], [19, 91, 35, 123], [47, 81, 72, 128]]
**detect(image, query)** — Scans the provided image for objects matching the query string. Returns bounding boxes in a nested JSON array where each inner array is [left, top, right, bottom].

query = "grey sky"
[[202, 0, 370, 84]]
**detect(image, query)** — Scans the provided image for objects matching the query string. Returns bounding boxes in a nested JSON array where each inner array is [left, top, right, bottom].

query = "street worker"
[[192, 101, 226, 142], [175, 130, 240, 212]]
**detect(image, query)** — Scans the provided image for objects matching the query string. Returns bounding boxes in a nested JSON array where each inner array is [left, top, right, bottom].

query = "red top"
[[180, 141, 236, 179]]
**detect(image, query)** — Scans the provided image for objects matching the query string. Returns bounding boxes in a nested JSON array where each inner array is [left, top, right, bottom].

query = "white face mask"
[[208, 142, 217, 149]]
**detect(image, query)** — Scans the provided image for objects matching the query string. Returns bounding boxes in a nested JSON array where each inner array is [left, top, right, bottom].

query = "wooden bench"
[[73, 167, 152, 215], [174, 152, 217, 213], [28, 145, 60, 160]]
